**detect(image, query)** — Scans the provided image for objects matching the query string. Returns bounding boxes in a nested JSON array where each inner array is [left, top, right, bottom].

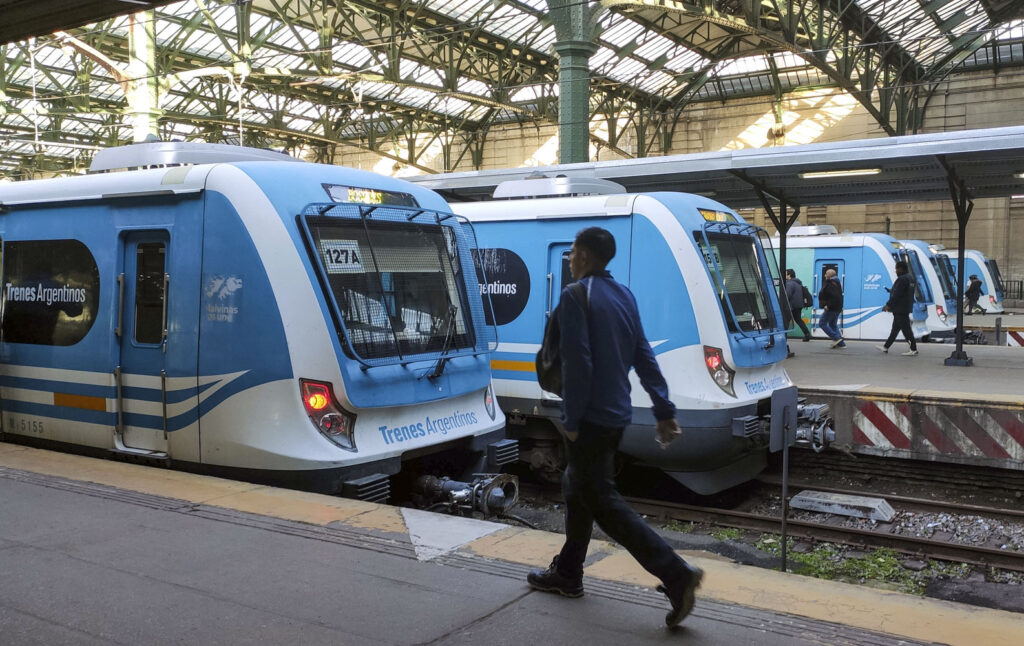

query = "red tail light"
[[300, 379, 357, 451], [703, 346, 735, 397]]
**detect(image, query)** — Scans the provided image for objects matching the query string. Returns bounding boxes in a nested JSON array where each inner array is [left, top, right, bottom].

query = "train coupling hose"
[[413, 473, 519, 517]]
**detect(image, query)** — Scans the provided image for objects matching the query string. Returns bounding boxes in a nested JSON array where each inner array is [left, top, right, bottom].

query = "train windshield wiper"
[[425, 303, 458, 379]]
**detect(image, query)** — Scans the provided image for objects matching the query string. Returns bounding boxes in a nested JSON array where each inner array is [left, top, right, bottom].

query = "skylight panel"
[[717, 55, 770, 77], [601, 19, 645, 48], [636, 70, 677, 95], [634, 36, 675, 62], [996, 20, 1024, 41], [333, 42, 374, 68], [663, 49, 711, 74], [457, 79, 490, 96], [510, 83, 557, 103]]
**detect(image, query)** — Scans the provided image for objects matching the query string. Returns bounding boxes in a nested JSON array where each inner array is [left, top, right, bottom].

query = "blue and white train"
[[450, 177, 830, 495], [779, 227, 930, 341], [900, 240, 956, 337], [935, 247, 1005, 313], [0, 142, 514, 501]]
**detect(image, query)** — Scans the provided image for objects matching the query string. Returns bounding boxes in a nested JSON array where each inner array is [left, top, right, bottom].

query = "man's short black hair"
[[895, 260, 908, 272], [786, 268, 795, 278], [575, 227, 616, 265]]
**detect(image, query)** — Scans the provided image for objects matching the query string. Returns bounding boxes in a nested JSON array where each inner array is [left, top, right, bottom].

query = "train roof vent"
[[90, 141, 301, 172], [788, 224, 839, 236], [492, 174, 625, 199]]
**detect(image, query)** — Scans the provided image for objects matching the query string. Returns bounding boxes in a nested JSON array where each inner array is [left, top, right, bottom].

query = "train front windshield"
[[305, 217, 473, 360], [986, 259, 1005, 295], [698, 232, 779, 333], [930, 256, 955, 299]]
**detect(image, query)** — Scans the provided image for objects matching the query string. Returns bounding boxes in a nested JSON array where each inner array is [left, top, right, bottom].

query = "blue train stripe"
[[3, 399, 116, 426]]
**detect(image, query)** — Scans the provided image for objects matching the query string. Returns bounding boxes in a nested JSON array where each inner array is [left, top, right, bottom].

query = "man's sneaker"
[[830, 338, 844, 348], [527, 557, 584, 598], [875, 345, 888, 354], [902, 349, 919, 356], [802, 336, 812, 342], [658, 564, 704, 627]]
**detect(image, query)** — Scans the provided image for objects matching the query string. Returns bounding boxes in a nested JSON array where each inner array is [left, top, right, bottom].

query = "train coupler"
[[794, 402, 835, 452], [412, 473, 519, 517]]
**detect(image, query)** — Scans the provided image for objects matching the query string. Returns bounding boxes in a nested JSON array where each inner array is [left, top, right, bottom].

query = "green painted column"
[[128, 11, 162, 142], [548, 1, 600, 164]]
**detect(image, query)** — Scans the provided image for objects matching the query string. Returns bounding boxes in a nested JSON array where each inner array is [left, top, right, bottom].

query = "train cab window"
[[698, 233, 777, 333], [134, 243, 166, 344], [305, 217, 473, 360]]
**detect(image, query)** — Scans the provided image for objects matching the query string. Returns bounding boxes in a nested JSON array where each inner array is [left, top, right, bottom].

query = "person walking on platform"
[[964, 274, 986, 315], [785, 269, 813, 343], [876, 260, 919, 356], [818, 268, 846, 348], [526, 227, 703, 628]]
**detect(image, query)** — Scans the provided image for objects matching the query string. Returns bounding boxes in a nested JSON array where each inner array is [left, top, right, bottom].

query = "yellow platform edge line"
[[2, 442, 1021, 645]]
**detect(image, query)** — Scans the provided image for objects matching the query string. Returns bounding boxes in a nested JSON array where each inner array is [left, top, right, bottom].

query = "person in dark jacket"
[[876, 260, 918, 355], [785, 269, 812, 342], [817, 268, 845, 348], [964, 274, 986, 314], [526, 227, 703, 628]]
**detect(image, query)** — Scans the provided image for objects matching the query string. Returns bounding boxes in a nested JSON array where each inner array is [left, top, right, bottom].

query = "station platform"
[[785, 339, 1024, 469], [2, 442, 1022, 645]]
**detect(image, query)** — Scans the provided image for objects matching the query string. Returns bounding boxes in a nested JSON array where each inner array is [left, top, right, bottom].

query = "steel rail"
[[624, 496, 1024, 573], [756, 476, 1024, 523]]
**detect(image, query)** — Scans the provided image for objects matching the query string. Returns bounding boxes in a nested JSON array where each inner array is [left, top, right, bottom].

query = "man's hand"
[[655, 419, 681, 449], [883, 305, 890, 312]]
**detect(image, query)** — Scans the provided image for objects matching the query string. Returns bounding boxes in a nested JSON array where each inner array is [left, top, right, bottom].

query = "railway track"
[[622, 491, 1024, 573]]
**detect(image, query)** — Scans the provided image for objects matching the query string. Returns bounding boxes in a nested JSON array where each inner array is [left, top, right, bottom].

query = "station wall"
[[338, 69, 1024, 283]]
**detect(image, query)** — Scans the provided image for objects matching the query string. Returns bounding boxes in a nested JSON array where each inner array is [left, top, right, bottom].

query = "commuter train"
[[0, 142, 515, 502], [450, 177, 831, 495], [900, 240, 956, 338], [779, 227, 929, 341], [935, 247, 1005, 313]]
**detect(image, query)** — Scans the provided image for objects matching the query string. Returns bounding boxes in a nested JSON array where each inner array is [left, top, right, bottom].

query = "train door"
[[814, 259, 844, 329], [117, 232, 170, 454], [540, 242, 573, 401]]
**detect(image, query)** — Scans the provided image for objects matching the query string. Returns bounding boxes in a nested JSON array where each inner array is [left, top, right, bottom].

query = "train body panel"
[[780, 233, 930, 341], [938, 248, 1005, 313], [0, 146, 506, 496], [454, 190, 797, 494]]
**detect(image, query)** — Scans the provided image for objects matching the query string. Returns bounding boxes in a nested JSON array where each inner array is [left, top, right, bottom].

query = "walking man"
[[526, 227, 703, 627], [785, 269, 812, 342], [876, 260, 919, 356], [964, 274, 986, 315], [818, 268, 846, 348]]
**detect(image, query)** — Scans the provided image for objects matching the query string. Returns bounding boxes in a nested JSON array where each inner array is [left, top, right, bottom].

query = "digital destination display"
[[323, 183, 418, 207], [699, 209, 737, 223]]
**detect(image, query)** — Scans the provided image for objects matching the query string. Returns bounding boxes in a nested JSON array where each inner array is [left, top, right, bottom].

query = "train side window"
[[134, 243, 166, 344], [560, 250, 572, 291]]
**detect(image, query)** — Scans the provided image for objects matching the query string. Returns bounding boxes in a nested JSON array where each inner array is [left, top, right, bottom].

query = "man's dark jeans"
[[556, 420, 687, 586], [884, 312, 917, 350]]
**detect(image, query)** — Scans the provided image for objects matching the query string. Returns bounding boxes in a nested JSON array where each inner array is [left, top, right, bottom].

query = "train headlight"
[[484, 383, 496, 421], [703, 346, 736, 398], [300, 379, 357, 452]]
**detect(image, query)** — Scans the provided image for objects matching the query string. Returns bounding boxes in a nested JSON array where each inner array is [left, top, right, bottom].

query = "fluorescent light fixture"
[[1012, 195, 1024, 199], [1015, 172, 1024, 179], [799, 168, 881, 179]]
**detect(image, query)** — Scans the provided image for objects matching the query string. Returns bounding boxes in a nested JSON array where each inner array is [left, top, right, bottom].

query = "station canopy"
[[2, 1, 1024, 178], [409, 126, 1024, 209]]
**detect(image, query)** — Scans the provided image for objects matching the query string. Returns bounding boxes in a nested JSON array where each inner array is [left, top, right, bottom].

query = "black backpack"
[[535, 282, 589, 394], [801, 284, 813, 308]]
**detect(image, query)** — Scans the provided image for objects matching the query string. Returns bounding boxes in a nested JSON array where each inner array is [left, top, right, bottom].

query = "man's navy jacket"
[[557, 270, 676, 432]]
